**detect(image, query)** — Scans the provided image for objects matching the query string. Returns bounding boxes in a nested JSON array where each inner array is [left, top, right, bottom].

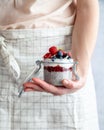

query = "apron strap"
[[0, 36, 20, 81]]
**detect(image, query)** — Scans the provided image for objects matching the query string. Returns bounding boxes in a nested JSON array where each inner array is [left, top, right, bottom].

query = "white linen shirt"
[[0, 0, 76, 30]]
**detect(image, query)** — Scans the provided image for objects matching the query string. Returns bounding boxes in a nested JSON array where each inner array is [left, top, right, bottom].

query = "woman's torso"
[[0, 0, 76, 30]]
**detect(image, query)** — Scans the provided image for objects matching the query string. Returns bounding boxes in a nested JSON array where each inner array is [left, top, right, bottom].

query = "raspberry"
[[49, 46, 57, 55], [43, 53, 52, 59], [67, 52, 72, 57]]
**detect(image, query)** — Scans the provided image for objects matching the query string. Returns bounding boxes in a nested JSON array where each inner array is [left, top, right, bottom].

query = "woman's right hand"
[[23, 75, 86, 96]]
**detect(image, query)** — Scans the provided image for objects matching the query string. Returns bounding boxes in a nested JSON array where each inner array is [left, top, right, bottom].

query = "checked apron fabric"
[[0, 27, 99, 130]]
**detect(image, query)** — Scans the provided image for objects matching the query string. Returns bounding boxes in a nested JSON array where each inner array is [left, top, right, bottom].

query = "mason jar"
[[42, 59, 75, 87]]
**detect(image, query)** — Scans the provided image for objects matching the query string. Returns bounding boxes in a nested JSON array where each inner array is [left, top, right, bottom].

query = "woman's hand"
[[23, 75, 86, 96]]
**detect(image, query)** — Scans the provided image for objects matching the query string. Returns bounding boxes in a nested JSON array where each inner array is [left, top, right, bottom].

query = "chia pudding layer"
[[43, 59, 73, 86]]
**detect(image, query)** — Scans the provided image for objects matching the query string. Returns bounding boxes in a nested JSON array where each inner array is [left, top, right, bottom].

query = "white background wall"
[[92, 1, 104, 130]]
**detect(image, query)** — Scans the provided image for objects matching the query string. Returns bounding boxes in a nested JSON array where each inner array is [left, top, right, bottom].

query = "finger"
[[24, 88, 34, 92], [32, 78, 60, 93], [32, 78, 73, 95], [23, 82, 44, 92], [62, 78, 85, 89]]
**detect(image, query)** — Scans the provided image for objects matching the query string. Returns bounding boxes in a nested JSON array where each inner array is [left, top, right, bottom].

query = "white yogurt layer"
[[43, 58, 74, 68]]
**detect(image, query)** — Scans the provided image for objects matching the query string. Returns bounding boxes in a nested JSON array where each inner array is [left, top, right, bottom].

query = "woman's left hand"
[[23, 77, 86, 96]]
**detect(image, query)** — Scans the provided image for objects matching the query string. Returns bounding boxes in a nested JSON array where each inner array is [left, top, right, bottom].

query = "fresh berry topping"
[[67, 52, 72, 57], [56, 50, 63, 58], [43, 53, 51, 59], [43, 46, 72, 61], [59, 49, 65, 54], [49, 46, 58, 55], [63, 53, 67, 58], [51, 56, 56, 61], [67, 56, 71, 59]]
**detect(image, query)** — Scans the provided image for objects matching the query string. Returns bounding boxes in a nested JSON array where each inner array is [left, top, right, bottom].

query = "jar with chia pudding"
[[42, 46, 79, 87]]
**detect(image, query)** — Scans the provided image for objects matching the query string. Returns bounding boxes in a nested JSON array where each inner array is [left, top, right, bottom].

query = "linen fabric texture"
[[0, 26, 99, 130], [0, 0, 75, 30]]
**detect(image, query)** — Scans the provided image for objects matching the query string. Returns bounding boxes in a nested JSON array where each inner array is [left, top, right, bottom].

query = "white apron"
[[0, 27, 99, 130]]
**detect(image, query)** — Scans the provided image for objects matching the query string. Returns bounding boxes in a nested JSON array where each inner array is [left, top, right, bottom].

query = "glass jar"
[[42, 59, 79, 87]]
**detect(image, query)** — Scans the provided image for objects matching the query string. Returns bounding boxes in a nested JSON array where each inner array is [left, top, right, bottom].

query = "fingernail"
[[63, 80, 69, 85]]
